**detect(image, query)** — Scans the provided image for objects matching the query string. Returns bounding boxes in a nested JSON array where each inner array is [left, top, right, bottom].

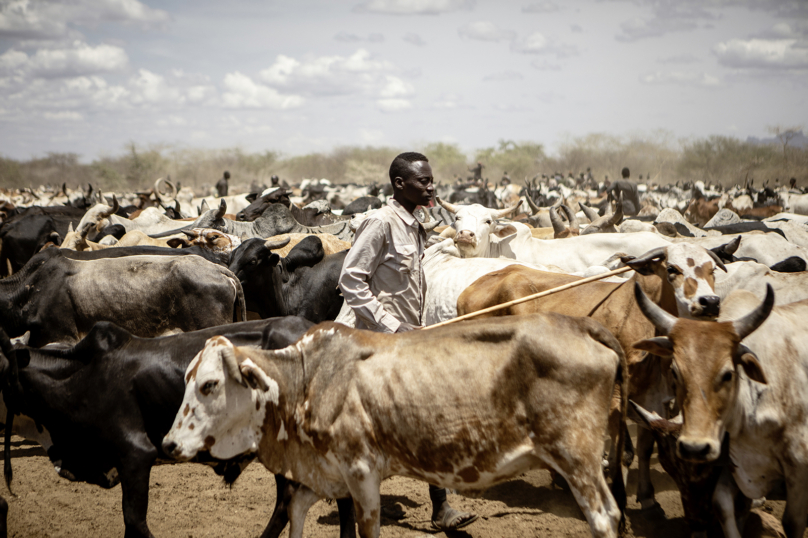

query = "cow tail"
[[233, 276, 247, 322]]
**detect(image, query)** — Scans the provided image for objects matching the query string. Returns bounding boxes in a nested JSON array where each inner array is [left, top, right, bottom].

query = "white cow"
[[716, 260, 808, 305]]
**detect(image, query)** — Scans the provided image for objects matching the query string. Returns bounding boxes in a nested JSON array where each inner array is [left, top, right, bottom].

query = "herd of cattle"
[[1, 174, 808, 538]]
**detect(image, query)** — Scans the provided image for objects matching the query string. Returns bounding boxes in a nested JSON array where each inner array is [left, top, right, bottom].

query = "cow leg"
[[712, 468, 742, 538], [782, 468, 808, 538], [260, 474, 294, 538], [551, 454, 622, 538], [287, 485, 320, 538], [635, 427, 657, 509], [336, 497, 358, 538], [118, 450, 157, 538], [345, 469, 381, 538], [0, 494, 7, 538]]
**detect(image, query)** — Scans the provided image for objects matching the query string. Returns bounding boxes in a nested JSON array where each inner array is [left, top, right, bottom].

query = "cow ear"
[[166, 238, 189, 248], [493, 224, 517, 238], [240, 361, 270, 392], [633, 337, 674, 357], [735, 345, 768, 385]]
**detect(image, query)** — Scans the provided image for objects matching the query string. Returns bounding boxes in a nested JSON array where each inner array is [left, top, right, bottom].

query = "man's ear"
[[392, 176, 404, 191], [634, 337, 674, 357]]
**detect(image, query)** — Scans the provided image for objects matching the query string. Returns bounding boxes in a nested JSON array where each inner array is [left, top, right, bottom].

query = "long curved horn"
[[264, 236, 291, 250], [181, 229, 199, 239], [549, 206, 566, 235], [733, 284, 774, 340], [215, 199, 227, 220], [436, 196, 459, 215], [493, 202, 520, 219], [561, 204, 579, 231], [578, 201, 599, 223], [99, 195, 119, 218], [220, 342, 246, 388], [607, 203, 624, 227], [707, 249, 727, 273], [628, 246, 667, 267], [634, 282, 677, 335], [523, 192, 541, 215], [163, 178, 178, 199], [422, 219, 442, 232]]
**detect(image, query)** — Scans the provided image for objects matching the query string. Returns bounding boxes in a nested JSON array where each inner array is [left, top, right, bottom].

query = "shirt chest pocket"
[[393, 244, 417, 273]]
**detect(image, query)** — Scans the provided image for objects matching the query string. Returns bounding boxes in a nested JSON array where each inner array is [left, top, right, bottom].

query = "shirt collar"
[[387, 198, 418, 228]]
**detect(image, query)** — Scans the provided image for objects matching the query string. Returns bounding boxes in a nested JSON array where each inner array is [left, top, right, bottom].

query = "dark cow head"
[[228, 236, 291, 282], [193, 200, 228, 229], [236, 189, 290, 222]]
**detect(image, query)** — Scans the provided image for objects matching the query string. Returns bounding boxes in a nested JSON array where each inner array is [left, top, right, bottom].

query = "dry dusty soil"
[[4, 427, 803, 538]]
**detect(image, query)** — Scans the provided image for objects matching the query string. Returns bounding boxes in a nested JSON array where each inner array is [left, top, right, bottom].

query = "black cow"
[[0, 318, 313, 538], [0, 205, 85, 275], [229, 235, 346, 322], [235, 188, 291, 222], [0, 248, 245, 347], [341, 196, 382, 216]]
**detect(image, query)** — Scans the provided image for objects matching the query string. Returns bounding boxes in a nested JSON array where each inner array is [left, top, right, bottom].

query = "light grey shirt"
[[338, 198, 426, 333]]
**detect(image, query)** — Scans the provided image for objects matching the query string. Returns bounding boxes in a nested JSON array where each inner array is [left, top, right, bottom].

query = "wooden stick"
[[426, 265, 634, 330]]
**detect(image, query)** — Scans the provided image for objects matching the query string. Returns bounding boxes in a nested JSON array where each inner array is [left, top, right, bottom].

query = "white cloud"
[[522, 1, 559, 13], [483, 70, 524, 81], [432, 92, 465, 109], [334, 32, 384, 43], [259, 49, 402, 100], [658, 53, 700, 64], [458, 21, 515, 42], [714, 38, 808, 69], [353, 0, 474, 15], [42, 110, 83, 121], [222, 71, 303, 109], [0, 0, 169, 40], [379, 75, 413, 98], [0, 41, 128, 79], [531, 59, 561, 71], [616, 3, 717, 42], [511, 31, 547, 53], [403, 32, 426, 46], [377, 98, 412, 111], [640, 71, 720, 86]]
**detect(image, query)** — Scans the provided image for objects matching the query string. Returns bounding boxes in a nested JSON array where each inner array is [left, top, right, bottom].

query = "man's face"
[[397, 161, 435, 207]]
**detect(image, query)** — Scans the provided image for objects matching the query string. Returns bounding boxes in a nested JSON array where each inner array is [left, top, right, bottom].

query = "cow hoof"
[[380, 504, 405, 520], [432, 509, 478, 531], [751, 497, 766, 509]]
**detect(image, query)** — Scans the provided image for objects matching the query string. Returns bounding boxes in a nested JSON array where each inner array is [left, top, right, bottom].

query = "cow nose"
[[677, 439, 712, 461], [699, 296, 720, 316], [162, 439, 178, 456]]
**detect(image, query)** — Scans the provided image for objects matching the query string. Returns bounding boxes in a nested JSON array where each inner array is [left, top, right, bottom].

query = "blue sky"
[[0, 0, 806, 161]]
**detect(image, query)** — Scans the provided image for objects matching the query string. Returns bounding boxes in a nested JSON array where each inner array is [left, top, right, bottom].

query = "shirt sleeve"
[[338, 218, 401, 333]]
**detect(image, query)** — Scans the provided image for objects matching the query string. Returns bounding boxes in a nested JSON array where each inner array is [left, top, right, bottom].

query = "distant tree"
[[767, 125, 803, 163]]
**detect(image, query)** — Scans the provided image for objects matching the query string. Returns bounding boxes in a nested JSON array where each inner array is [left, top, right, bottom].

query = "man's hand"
[[395, 322, 420, 333]]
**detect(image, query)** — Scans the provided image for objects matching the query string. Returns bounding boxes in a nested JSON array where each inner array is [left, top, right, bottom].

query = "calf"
[[164, 314, 628, 538], [0, 318, 313, 538], [633, 284, 808, 538]]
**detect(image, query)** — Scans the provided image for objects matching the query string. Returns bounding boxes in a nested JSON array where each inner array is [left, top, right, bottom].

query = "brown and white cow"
[[633, 283, 808, 538], [163, 315, 628, 538], [456, 242, 728, 510]]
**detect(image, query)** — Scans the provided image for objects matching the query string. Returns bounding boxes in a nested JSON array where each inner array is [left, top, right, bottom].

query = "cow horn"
[[561, 204, 579, 231], [436, 196, 459, 214], [578, 202, 598, 223], [493, 202, 520, 219], [628, 246, 667, 267], [523, 192, 541, 215], [634, 282, 677, 335], [215, 199, 227, 219], [608, 203, 624, 227], [219, 342, 247, 388], [264, 236, 291, 250], [422, 219, 442, 233], [181, 229, 198, 239], [67, 222, 74, 234], [630, 400, 682, 434], [732, 284, 774, 341], [707, 249, 727, 273], [99, 195, 118, 219], [549, 206, 566, 235]]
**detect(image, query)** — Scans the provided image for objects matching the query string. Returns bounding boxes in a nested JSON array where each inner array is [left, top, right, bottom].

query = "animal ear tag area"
[[240, 361, 270, 392], [633, 337, 673, 358]]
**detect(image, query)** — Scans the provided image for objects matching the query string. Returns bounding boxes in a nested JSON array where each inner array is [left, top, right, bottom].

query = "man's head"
[[224, 171, 231, 180], [790, 177, 797, 188], [621, 167, 630, 179], [389, 152, 434, 213], [271, 175, 279, 185]]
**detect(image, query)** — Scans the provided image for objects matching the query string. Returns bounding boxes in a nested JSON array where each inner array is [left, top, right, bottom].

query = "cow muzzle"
[[676, 436, 720, 463], [162, 438, 192, 462], [454, 230, 477, 246], [690, 295, 720, 319]]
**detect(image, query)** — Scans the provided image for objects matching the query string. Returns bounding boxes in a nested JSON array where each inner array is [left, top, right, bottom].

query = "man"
[[215, 171, 230, 197], [468, 161, 483, 184], [500, 170, 511, 186], [606, 166, 641, 216], [339, 151, 479, 531]]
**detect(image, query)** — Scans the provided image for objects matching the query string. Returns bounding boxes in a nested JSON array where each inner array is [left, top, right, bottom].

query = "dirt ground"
[[4, 428, 802, 538]]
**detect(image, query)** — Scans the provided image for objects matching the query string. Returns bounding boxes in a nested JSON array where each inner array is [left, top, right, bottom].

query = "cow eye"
[[200, 380, 218, 396], [485, 219, 492, 224], [721, 371, 733, 384], [667, 266, 680, 275]]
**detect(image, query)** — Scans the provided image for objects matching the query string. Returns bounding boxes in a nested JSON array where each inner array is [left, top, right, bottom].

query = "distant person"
[[790, 177, 798, 190], [605, 167, 640, 216], [468, 161, 484, 183], [215, 171, 230, 197], [270, 174, 289, 189], [249, 179, 266, 195], [500, 171, 511, 186]]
